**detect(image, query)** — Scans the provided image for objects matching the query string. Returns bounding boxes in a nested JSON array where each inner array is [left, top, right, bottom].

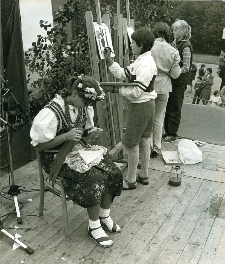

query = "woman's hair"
[[131, 27, 155, 54], [206, 68, 212, 73], [60, 75, 105, 106], [213, 90, 220, 96], [172, 20, 191, 40], [152, 22, 172, 43]]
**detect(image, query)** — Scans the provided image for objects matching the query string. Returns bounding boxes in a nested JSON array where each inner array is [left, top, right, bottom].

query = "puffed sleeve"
[[85, 106, 95, 129], [30, 108, 58, 146]]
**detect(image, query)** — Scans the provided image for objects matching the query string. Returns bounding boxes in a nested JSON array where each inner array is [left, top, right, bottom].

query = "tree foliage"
[[25, 0, 224, 119]]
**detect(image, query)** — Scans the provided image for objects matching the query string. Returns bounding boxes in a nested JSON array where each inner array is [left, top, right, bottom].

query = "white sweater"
[[109, 51, 157, 103]]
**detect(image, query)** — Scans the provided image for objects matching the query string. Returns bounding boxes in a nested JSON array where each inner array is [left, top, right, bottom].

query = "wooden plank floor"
[[1, 141, 225, 264]]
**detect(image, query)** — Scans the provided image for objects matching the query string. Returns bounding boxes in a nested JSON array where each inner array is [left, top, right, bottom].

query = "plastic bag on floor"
[[178, 139, 202, 164]]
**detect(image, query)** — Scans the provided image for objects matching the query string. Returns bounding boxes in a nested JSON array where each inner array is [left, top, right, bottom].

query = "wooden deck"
[[1, 140, 225, 264]]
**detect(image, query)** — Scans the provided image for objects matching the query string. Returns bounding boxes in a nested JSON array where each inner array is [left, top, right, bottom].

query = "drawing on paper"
[[93, 22, 115, 59]]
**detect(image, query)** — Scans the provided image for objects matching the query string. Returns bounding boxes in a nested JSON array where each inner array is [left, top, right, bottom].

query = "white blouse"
[[30, 94, 94, 147]]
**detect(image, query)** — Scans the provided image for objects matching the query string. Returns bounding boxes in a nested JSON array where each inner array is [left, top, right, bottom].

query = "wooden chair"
[[36, 143, 126, 238], [36, 150, 70, 237]]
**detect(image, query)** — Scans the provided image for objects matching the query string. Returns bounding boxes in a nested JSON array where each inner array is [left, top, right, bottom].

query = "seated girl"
[[30, 75, 123, 248]]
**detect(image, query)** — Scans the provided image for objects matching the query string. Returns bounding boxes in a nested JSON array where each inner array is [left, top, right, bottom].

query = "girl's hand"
[[66, 128, 84, 141], [88, 127, 103, 138], [104, 47, 112, 60]]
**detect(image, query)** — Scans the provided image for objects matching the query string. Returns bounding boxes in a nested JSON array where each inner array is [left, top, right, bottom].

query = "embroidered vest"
[[44, 101, 87, 150]]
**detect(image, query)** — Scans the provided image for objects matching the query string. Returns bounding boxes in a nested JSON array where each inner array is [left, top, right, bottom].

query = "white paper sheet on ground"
[[161, 151, 183, 165], [78, 149, 104, 164], [12, 233, 22, 250]]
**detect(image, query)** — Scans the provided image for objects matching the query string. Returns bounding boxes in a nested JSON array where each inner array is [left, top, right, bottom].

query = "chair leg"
[[37, 151, 45, 216], [39, 173, 45, 216], [59, 182, 69, 237]]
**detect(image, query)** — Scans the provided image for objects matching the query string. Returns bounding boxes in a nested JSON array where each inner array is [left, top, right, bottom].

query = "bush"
[[25, 0, 93, 119]]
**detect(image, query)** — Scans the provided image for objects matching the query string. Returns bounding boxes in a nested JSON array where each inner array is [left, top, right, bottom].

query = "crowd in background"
[[191, 51, 225, 108]]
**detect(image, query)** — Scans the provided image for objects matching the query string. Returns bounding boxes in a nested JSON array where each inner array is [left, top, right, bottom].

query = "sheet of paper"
[[93, 22, 115, 59], [78, 149, 104, 164], [161, 151, 183, 165]]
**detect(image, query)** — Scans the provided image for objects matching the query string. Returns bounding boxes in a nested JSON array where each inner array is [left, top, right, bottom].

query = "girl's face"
[[172, 22, 184, 41], [67, 91, 86, 108], [131, 39, 142, 56]]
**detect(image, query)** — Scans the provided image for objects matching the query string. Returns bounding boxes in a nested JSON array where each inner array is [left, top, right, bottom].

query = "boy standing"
[[192, 76, 203, 104], [104, 27, 157, 189]]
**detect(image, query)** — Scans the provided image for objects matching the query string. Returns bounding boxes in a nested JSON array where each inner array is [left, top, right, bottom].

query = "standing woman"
[[30, 75, 123, 248], [150, 22, 181, 157], [199, 68, 214, 105], [163, 20, 193, 142]]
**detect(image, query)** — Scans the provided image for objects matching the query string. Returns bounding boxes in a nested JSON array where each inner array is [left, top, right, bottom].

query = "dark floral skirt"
[[41, 152, 123, 208]]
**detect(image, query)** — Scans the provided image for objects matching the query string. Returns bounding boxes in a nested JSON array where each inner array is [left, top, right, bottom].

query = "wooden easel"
[[85, 0, 135, 160]]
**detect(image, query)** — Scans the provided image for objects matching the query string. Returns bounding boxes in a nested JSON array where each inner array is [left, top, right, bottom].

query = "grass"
[[193, 53, 219, 65]]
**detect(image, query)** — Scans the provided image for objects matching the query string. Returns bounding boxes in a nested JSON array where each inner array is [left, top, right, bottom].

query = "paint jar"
[[168, 165, 182, 186]]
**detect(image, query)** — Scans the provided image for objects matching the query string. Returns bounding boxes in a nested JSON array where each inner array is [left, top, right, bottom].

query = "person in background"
[[187, 63, 197, 93], [219, 63, 225, 91], [104, 27, 157, 188], [150, 22, 181, 158], [163, 20, 193, 142], [199, 68, 214, 105], [209, 90, 222, 107], [218, 50, 225, 90], [220, 86, 225, 108], [198, 64, 206, 77], [30, 75, 123, 248], [219, 49, 225, 69], [192, 76, 203, 104]]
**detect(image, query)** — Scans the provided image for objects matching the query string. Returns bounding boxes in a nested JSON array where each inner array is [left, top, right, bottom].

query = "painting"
[[127, 26, 134, 43], [93, 22, 115, 59]]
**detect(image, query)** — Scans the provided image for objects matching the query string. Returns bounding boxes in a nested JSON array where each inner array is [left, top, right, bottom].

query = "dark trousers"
[[192, 90, 201, 104], [164, 84, 186, 137]]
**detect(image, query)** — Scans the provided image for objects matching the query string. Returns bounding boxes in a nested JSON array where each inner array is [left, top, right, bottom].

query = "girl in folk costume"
[[30, 75, 123, 248], [199, 68, 214, 105], [104, 27, 157, 189]]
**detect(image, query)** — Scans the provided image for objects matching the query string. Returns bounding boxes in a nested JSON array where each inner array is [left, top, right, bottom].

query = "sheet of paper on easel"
[[93, 22, 115, 59], [127, 26, 134, 42]]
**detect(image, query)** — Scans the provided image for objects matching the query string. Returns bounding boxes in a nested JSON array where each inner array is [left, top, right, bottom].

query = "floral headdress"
[[77, 75, 105, 102]]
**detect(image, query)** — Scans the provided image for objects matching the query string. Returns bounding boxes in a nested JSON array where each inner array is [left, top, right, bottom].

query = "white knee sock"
[[89, 219, 101, 229], [88, 219, 113, 247], [99, 208, 110, 218], [99, 208, 120, 232]]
